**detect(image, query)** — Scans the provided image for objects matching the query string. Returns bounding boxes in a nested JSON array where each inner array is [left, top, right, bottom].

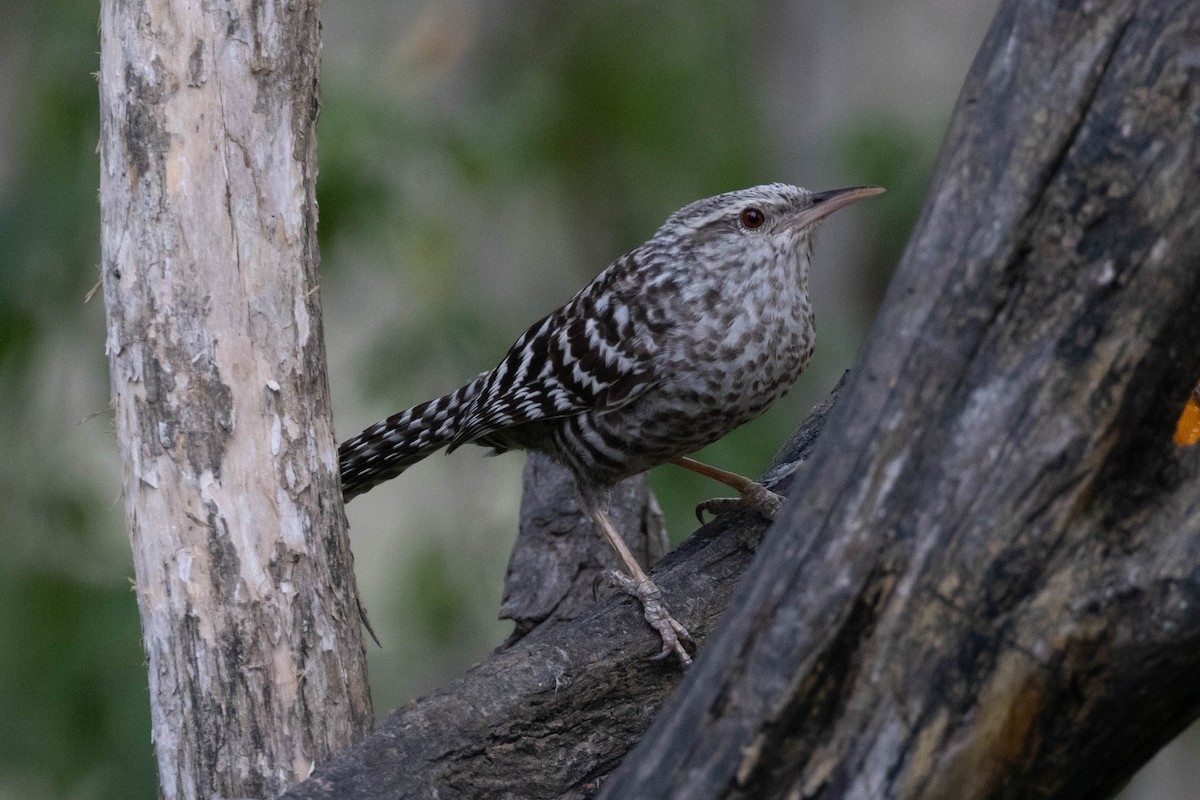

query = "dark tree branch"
[[598, 0, 1200, 797]]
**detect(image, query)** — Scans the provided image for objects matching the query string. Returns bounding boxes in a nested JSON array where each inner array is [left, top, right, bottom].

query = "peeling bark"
[[99, 2, 371, 798]]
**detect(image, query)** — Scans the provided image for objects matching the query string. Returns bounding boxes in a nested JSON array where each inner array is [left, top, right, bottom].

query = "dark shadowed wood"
[[599, 0, 1200, 797]]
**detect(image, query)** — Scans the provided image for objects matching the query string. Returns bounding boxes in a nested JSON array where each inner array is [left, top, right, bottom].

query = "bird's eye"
[[740, 207, 766, 229]]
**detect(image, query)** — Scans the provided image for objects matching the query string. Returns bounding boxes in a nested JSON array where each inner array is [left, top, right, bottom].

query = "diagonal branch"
[[283, 391, 839, 800]]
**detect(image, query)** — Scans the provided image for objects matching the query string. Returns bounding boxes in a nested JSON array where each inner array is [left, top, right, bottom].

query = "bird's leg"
[[591, 507, 693, 667], [671, 456, 785, 522]]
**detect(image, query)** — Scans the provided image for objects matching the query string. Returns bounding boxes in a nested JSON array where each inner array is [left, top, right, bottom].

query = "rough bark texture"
[[286, 0, 1200, 797], [98, 2, 372, 798], [600, 0, 1200, 797]]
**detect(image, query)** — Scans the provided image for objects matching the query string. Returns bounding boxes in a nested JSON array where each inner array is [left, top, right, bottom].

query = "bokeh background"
[[0, 1, 1194, 797]]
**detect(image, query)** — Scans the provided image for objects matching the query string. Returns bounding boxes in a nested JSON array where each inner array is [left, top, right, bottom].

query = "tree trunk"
[[287, 0, 1200, 797], [98, 2, 372, 798]]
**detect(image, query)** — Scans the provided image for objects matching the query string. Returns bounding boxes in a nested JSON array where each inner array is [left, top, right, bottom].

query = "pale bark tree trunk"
[[98, 2, 372, 798], [281, 0, 1200, 797]]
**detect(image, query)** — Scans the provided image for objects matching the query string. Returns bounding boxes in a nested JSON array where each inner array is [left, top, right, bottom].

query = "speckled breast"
[[592, 282, 816, 481]]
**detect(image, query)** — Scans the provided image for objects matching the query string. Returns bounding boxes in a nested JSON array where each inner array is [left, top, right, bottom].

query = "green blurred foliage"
[[0, 0, 154, 796], [834, 114, 941, 311], [0, 574, 154, 800], [463, 2, 767, 233], [399, 543, 473, 646], [0, 0, 100, 375]]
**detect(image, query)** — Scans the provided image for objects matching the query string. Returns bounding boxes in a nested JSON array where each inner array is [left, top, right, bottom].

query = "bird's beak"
[[787, 185, 884, 229]]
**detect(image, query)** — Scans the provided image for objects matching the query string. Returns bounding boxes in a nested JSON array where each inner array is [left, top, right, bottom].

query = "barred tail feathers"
[[339, 375, 487, 501]]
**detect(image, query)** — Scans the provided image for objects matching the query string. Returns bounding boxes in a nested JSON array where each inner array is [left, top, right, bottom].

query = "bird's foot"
[[694, 481, 784, 523], [605, 570, 693, 668]]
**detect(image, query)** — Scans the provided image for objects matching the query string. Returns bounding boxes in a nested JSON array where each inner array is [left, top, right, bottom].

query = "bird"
[[339, 183, 883, 667]]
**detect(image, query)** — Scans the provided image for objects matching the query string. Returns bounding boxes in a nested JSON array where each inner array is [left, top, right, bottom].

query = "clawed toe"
[[647, 616, 694, 664], [694, 481, 785, 522], [694, 497, 746, 522], [605, 570, 694, 668], [744, 482, 784, 519]]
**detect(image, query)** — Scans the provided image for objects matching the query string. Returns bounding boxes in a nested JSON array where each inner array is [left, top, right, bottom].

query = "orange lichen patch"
[[1174, 383, 1200, 446]]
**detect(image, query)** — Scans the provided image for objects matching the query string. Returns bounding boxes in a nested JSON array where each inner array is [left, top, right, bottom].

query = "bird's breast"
[[694, 283, 812, 405], [635, 277, 815, 443], [580, 271, 815, 479]]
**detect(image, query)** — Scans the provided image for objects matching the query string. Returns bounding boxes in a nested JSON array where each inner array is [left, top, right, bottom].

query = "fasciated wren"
[[339, 183, 883, 666]]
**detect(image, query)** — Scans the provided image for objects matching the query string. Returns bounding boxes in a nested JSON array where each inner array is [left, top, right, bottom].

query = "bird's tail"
[[339, 374, 487, 501]]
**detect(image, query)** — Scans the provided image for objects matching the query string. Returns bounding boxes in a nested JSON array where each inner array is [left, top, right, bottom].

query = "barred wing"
[[447, 271, 654, 451]]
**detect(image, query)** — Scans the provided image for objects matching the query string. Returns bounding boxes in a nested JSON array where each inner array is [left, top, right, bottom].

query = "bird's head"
[[655, 183, 884, 280]]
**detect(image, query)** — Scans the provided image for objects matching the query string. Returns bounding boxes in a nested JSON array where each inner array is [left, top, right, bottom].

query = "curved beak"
[[787, 185, 884, 229]]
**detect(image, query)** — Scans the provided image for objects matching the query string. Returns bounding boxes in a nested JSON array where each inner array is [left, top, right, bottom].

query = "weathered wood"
[[98, 2, 372, 797], [599, 0, 1200, 797], [281, 391, 840, 800]]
